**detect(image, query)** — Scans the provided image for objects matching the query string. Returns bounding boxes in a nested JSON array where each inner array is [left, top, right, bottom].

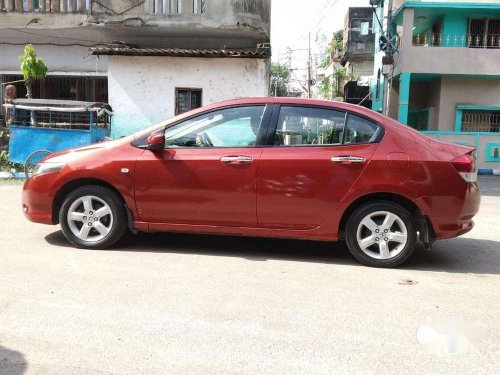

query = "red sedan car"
[[22, 98, 480, 267]]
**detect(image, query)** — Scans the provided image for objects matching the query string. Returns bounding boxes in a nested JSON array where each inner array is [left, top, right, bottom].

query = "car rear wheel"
[[59, 185, 127, 249], [345, 201, 417, 268]]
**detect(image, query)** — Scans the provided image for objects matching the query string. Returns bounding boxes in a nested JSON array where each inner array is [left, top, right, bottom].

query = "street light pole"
[[383, 0, 394, 116], [308, 32, 312, 98]]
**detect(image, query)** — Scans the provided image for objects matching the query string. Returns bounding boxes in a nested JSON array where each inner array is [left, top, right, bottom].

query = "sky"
[[271, 0, 369, 90], [271, 0, 369, 62]]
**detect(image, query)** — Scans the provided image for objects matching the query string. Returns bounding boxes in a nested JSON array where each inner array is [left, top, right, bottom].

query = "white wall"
[[0, 44, 107, 74], [108, 55, 270, 137]]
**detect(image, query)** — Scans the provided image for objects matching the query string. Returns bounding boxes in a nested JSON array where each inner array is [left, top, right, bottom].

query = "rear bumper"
[[417, 182, 481, 240], [22, 174, 57, 225]]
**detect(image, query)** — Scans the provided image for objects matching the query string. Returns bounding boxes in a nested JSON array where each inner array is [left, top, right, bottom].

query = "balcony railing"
[[0, 0, 91, 12], [146, 0, 206, 14], [0, 1, 208, 14], [413, 33, 500, 48]]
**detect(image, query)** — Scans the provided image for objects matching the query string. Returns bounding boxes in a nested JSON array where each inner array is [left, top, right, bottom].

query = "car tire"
[[345, 201, 417, 268], [59, 185, 127, 249]]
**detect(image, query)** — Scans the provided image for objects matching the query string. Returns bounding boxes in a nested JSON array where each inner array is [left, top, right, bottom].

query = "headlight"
[[32, 162, 66, 176]]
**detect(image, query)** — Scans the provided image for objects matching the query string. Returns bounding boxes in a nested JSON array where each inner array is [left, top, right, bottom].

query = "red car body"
[[22, 98, 480, 264]]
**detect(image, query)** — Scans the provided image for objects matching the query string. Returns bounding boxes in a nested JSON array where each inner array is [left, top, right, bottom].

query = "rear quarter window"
[[344, 114, 379, 144]]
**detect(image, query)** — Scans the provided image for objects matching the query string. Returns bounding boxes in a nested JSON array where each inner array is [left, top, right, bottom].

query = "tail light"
[[451, 152, 477, 182]]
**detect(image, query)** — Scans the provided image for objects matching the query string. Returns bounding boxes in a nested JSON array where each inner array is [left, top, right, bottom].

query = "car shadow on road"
[[0, 345, 27, 375], [45, 230, 500, 275]]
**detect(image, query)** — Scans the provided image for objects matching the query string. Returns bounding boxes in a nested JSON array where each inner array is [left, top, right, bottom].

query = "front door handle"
[[220, 156, 253, 164], [331, 156, 366, 164]]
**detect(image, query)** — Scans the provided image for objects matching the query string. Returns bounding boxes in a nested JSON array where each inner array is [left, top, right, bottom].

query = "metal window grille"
[[1, 74, 107, 103], [8, 108, 110, 130], [175, 88, 202, 115], [461, 111, 500, 133]]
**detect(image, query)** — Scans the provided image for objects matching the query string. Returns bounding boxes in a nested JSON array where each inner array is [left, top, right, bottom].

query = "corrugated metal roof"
[[90, 46, 271, 58]]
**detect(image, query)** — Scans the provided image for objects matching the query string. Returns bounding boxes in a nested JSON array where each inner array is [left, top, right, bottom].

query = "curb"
[[0, 172, 25, 179]]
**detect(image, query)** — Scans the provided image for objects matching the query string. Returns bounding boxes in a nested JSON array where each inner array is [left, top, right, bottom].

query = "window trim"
[[266, 104, 384, 148], [175, 87, 203, 115], [162, 104, 272, 149], [455, 105, 500, 133]]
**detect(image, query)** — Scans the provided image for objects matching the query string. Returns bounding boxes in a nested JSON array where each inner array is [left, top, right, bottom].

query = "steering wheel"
[[195, 132, 213, 147]]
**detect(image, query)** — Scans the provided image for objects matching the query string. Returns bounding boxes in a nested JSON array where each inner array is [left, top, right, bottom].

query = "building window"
[[486, 142, 500, 162], [461, 110, 500, 132], [469, 19, 500, 48], [360, 22, 370, 36], [175, 88, 202, 115], [408, 109, 429, 131]]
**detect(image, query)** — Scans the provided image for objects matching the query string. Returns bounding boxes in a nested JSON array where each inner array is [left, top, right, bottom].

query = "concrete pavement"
[[0, 178, 499, 374]]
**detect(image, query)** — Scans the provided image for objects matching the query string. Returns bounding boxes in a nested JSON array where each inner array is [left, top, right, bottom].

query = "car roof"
[[131, 97, 395, 140], [213, 97, 387, 122]]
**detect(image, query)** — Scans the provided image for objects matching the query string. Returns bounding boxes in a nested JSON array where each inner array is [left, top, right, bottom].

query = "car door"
[[135, 104, 271, 227], [257, 105, 382, 230]]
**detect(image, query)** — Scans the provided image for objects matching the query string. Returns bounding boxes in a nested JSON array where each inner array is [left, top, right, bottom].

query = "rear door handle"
[[220, 156, 253, 164], [331, 156, 366, 164]]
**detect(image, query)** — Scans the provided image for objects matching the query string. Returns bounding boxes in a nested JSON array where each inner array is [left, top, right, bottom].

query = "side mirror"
[[147, 133, 164, 151]]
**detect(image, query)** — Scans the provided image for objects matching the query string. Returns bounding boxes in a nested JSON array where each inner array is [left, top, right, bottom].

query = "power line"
[[309, 0, 340, 32]]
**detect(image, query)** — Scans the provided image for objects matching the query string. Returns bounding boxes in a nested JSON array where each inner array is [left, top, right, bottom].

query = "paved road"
[[0, 178, 499, 374]]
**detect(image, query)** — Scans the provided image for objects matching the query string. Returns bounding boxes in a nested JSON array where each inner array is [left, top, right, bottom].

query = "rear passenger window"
[[344, 114, 379, 144], [274, 106, 346, 146]]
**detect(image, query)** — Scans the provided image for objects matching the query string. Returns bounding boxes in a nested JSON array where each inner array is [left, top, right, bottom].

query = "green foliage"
[[319, 76, 332, 100], [19, 44, 47, 98], [271, 63, 291, 97], [0, 150, 22, 172], [321, 30, 344, 68], [20, 44, 47, 81]]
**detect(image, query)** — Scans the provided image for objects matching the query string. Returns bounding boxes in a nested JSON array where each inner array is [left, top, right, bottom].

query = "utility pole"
[[383, 0, 394, 116], [307, 32, 312, 98]]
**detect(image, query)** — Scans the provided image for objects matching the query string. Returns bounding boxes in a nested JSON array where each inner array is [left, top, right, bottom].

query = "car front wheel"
[[59, 185, 127, 249], [345, 201, 417, 268]]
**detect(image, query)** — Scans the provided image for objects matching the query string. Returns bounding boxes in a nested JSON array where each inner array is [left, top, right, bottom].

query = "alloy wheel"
[[356, 211, 408, 260], [66, 195, 114, 243]]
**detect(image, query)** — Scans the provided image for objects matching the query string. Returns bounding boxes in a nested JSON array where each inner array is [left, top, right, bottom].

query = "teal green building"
[[371, 0, 500, 170]]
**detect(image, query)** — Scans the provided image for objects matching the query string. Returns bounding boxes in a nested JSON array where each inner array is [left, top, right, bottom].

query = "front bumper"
[[22, 174, 58, 225]]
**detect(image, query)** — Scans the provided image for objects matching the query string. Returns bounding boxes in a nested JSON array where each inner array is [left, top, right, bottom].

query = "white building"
[[91, 47, 270, 137], [1, 0, 271, 136]]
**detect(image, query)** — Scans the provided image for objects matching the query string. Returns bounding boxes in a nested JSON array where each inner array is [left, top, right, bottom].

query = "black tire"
[[59, 185, 127, 249], [345, 201, 417, 268]]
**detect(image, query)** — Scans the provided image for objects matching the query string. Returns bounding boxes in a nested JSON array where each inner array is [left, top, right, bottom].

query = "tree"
[[320, 30, 344, 68], [19, 44, 47, 99], [271, 63, 291, 97]]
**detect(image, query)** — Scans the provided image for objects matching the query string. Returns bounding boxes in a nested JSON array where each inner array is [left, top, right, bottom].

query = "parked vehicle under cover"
[[22, 98, 480, 267]]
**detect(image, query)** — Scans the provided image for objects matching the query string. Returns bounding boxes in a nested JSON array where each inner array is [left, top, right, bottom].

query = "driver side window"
[[164, 106, 265, 148]]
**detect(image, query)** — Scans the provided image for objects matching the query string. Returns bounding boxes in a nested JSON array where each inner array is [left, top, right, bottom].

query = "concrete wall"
[[425, 132, 500, 170], [0, 44, 107, 74], [345, 60, 374, 78], [396, 7, 500, 76], [437, 77, 500, 131], [0, 0, 270, 49], [427, 79, 441, 130], [108, 55, 270, 138]]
